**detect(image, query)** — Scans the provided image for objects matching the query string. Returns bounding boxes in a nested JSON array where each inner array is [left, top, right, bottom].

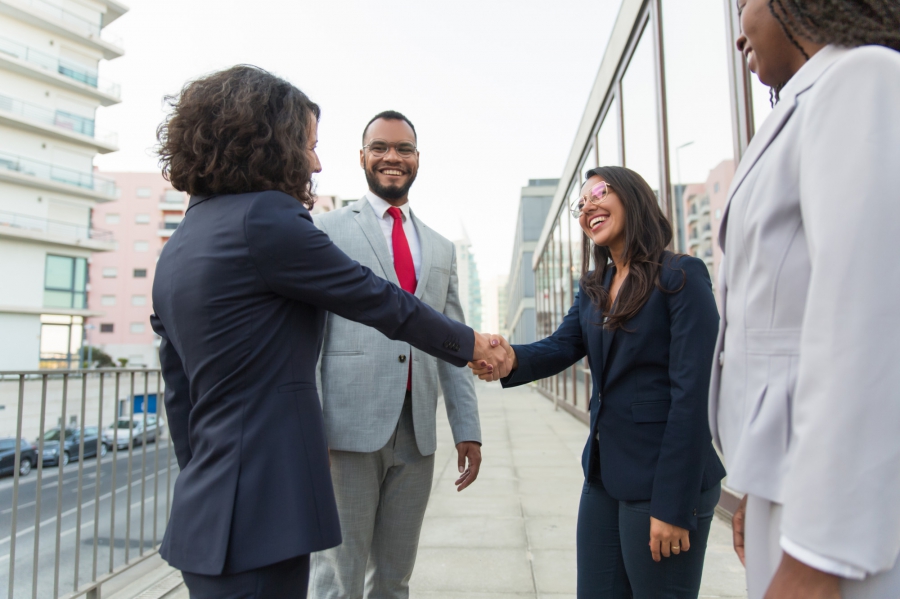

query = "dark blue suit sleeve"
[[650, 257, 720, 530], [150, 314, 192, 470], [245, 191, 474, 366], [502, 290, 587, 387]]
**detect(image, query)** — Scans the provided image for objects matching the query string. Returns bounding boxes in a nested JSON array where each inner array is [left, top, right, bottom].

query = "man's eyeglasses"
[[362, 141, 418, 158], [569, 181, 612, 218]]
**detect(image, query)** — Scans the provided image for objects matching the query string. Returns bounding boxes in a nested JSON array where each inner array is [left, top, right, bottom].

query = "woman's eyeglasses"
[[569, 181, 611, 218], [362, 141, 418, 158]]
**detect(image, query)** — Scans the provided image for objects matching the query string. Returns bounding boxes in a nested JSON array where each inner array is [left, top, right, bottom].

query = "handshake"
[[469, 333, 517, 381]]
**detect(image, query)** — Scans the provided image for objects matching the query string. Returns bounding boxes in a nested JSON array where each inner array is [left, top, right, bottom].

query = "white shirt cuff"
[[780, 535, 867, 580]]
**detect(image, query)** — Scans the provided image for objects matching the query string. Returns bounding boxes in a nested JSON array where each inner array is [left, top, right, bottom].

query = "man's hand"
[[733, 494, 748, 566], [764, 553, 841, 599], [469, 334, 516, 381], [649, 516, 691, 562], [454, 441, 482, 492]]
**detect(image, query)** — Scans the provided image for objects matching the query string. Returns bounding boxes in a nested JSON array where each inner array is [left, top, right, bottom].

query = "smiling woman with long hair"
[[709, 2, 900, 598], [472, 166, 725, 598]]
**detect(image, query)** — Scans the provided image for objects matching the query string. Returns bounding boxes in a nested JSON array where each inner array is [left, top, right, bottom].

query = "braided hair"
[[766, 0, 900, 103]]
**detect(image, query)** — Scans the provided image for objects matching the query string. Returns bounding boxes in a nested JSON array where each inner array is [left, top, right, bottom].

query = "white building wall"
[[0, 313, 41, 371]]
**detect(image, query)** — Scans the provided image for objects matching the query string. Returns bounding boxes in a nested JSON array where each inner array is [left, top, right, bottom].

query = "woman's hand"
[[649, 516, 691, 562], [468, 334, 517, 381], [733, 494, 748, 566]]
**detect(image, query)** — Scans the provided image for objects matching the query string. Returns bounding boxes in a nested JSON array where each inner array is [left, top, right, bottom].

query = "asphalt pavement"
[[0, 439, 179, 599]]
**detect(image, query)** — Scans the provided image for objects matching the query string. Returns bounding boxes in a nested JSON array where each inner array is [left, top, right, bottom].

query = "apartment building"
[[0, 0, 128, 369]]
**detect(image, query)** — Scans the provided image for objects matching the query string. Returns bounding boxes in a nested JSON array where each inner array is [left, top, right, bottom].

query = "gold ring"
[[672, 545, 681, 550]]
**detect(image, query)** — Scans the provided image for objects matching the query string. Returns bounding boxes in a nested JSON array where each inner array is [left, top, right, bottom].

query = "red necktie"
[[387, 206, 417, 389]]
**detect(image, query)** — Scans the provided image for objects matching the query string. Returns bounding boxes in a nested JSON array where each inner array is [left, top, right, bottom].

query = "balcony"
[[0, 35, 121, 104], [0, 209, 115, 250], [0, 150, 118, 201], [0, 92, 118, 152], [157, 220, 179, 238], [0, 0, 124, 59]]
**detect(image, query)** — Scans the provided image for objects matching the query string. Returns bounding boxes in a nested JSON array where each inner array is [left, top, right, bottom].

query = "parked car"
[[102, 415, 165, 449], [0, 437, 38, 477], [41, 427, 108, 467]]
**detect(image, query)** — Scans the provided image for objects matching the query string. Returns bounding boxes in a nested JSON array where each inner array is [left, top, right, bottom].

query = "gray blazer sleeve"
[[437, 245, 482, 445]]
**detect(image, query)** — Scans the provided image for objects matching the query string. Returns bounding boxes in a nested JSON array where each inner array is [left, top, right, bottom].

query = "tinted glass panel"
[[45, 255, 73, 289], [597, 95, 621, 167], [621, 25, 662, 197]]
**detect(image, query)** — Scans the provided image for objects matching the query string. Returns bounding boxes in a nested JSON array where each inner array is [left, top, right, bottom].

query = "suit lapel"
[[410, 210, 432, 299], [719, 45, 848, 250], [600, 267, 617, 380], [352, 198, 400, 286]]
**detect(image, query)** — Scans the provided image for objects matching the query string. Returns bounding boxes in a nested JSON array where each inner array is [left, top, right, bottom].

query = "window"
[[621, 24, 662, 198], [136, 187, 152, 198], [102, 267, 117, 278], [135, 213, 150, 224], [100, 323, 114, 333], [133, 269, 147, 278], [130, 322, 145, 334], [134, 241, 149, 252], [131, 295, 146, 306], [105, 213, 120, 224], [101, 295, 116, 306], [39, 314, 83, 368], [162, 190, 184, 204], [44, 255, 87, 309], [597, 95, 621, 167]]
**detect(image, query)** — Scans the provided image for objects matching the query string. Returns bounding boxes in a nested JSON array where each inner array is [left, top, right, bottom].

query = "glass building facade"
[[531, 0, 771, 419]]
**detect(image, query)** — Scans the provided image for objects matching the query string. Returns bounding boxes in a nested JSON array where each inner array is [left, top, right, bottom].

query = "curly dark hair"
[[157, 65, 321, 208], [579, 166, 679, 331]]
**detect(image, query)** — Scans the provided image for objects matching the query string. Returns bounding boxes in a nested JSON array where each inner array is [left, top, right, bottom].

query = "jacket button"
[[399, 355, 407, 363], [693, 508, 697, 516]]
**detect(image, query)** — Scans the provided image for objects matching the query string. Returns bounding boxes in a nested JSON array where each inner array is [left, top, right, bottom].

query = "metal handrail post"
[[91, 373, 104, 582], [124, 373, 135, 563], [73, 375, 88, 591], [32, 375, 49, 599], [7, 375, 26, 599], [139, 373, 148, 555], [53, 374, 70, 598], [108, 373, 120, 574]]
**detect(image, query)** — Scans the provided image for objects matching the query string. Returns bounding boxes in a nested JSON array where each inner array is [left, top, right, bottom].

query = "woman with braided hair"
[[709, 1, 900, 598]]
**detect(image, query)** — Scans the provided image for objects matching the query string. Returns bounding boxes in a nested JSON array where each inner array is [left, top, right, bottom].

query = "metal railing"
[[0, 151, 117, 198], [0, 369, 176, 599], [0, 37, 121, 100], [6, 0, 123, 48], [0, 211, 113, 243], [0, 94, 117, 146]]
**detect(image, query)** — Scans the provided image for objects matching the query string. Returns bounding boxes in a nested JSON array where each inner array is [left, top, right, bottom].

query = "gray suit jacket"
[[709, 45, 900, 575], [314, 199, 480, 456]]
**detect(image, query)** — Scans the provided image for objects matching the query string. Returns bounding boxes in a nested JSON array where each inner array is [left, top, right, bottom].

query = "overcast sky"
[[93, 0, 623, 280]]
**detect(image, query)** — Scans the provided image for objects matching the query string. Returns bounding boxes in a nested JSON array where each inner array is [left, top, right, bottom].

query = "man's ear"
[[359, 150, 365, 169]]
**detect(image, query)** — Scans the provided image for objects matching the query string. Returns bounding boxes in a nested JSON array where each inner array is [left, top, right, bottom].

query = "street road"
[[0, 439, 179, 599]]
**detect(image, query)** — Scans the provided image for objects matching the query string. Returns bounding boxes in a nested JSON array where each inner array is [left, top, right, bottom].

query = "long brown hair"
[[156, 65, 321, 208], [579, 166, 676, 330]]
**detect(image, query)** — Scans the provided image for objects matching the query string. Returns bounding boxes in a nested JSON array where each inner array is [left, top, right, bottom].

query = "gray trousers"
[[745, 495, 900, 599], [310, 394, 434, 599]]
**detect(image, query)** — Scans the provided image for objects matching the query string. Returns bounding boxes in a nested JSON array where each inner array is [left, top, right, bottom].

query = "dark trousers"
[[576, 478, 720, 599], [182, 554, 310, 599]]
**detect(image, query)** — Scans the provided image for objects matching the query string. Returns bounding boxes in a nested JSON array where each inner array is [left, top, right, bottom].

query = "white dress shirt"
[[365, 192, 422, 280]]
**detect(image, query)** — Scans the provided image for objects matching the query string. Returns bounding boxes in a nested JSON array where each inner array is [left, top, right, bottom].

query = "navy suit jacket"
[[150, 190, 473, 575], [503, 253, 725, 530]]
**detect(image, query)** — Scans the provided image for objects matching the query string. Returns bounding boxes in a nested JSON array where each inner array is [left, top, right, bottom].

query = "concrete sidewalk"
[[124, 381, 747, 598], [410, 381, 747, 598]]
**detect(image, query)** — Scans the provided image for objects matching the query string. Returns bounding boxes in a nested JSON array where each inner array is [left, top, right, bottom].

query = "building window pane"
[[134, 241, 149, 252], [100, 323, 114, 333], [101, 295, 116, 306], [133, 269, 147, 278], [662, 0, 735, 280], [621, 25, 662, 198], [131, 295, 147, 306], [597, 95, 622, 167], [44, 255, 87, 308], [102, 267, 117, 278], [105, 213, 120, 224], [163, 190, 184, 204], [130, 322, 145, 334], [750, 74, 774, 134], [136, 187, 152, 198], [135, 213, 150, 224]]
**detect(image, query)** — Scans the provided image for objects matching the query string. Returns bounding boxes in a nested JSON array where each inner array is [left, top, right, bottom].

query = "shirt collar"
[[366, 192, 411, 222]]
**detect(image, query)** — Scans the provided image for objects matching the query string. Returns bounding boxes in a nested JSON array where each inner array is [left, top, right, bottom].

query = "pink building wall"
[[86, 172, 187, 367]]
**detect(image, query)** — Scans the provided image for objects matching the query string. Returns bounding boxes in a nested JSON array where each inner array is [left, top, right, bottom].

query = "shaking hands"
[[469, 333, 517, 381]]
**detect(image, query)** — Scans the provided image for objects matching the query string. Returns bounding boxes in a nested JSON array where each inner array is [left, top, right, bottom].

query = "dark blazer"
[[502, 253, 725, 531], [150, 190, 473, 576]]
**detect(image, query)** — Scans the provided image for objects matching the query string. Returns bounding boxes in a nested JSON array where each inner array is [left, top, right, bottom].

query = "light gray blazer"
[[313, 199, 480, 456], [709, 45, 900, 575]]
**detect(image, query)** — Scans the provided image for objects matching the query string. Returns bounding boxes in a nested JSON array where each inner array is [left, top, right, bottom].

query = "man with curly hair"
[[150, 67, 509, 599]]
